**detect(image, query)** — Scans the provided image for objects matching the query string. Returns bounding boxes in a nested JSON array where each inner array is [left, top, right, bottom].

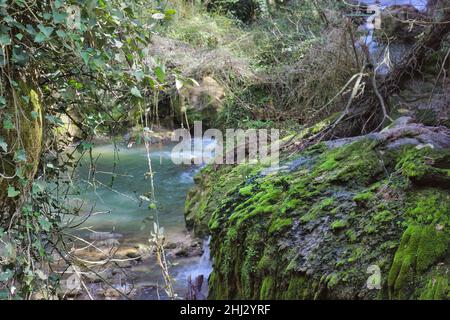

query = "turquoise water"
[[70, 141, 212, 299], [73, 143, 197, 243]]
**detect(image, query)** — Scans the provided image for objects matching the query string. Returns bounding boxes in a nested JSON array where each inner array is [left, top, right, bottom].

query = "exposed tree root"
[[291, 8, 450, 151]]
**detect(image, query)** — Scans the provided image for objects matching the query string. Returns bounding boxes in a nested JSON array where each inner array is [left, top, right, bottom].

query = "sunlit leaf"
[[131, 86, 142, 98], [7, 186, 20, 198], [0, 33, 11, 46], [0, 137, 7, 152]]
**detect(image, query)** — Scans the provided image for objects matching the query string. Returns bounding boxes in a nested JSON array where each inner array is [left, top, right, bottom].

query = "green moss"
[[420, 275, 449, 300], [407, 190, 450, 226], [257, 248, 278, 273], [345, 229, 357, 242], [283, 276, 311, 300], [186, 131, 450, 300], [240, 229, 264, 299], [280, 198, 302, 215], [239, 185, 253, 196], [0, 83, 43, 220], [314, 139, 382, 185], [331, 219, 348, 230], [260, 276, 275, 300], [347, 246, 364, 263], [268, 218, 293, 235], [353, 191, 375, 203], [325, 273, 340, 289], [373, 210, 395, 223], [395, 146, 450, 186], [300, 197, 334, 223], [388, 225, 449, 299]]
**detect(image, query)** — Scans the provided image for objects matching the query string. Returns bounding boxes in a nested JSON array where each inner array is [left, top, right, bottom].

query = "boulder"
[[185, 121, 450, 299]]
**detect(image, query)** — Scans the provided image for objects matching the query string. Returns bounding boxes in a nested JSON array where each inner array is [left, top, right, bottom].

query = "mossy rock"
[[185, 123, 450, 299]]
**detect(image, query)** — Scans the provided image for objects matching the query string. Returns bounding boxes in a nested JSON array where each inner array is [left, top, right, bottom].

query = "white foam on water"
[[364, 0, 428, 10], [176, 236, 213, 283]]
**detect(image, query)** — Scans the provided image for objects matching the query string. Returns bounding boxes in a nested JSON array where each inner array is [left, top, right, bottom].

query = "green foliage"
[[0, 0, 172, 299], [163, 2, 244, 49], [207, 0, 263, 23]]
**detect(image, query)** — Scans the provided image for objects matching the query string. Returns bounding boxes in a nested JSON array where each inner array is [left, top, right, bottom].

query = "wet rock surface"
[[49, 231, 206, 300], [185, 119, 450, 299]]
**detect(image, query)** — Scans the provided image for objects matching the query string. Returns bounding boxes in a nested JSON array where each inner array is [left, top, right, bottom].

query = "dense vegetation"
[[1, 0, 449, 300]]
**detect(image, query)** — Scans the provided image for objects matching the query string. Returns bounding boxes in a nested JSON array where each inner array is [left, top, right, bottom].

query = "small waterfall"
[[188, 236, 213, 280], [176, 236, 213, 299], [355, 0, 429, 75]]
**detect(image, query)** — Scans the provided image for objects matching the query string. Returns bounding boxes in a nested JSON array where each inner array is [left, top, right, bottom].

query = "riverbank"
[[54, 140, 213, 300]]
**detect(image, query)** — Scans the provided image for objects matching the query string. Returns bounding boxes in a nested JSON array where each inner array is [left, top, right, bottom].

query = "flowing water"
[[71, 140, 214, 299], [356, 0, 429, 75], [364, 0, 428, 9]]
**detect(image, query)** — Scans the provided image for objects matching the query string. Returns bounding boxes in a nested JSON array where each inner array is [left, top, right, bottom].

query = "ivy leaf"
[[21, 95, 30, 104], [56, 30, 66, 38], [130, 86, 142, 98], [154, 66, 165, 83], [45, 115, 64, 126], [3, 15, 15, 25], [0, 137, 7, 152], [7, 186, 20, 198], [38, 217, 52, 232], [14, 149, 27, 162], [77, 141, 93, 152], [0, 269, 13, 282], [3, 117, 14, 130], [25, 24, 36, 36], [32, 182, 43, 195], [37, 24, 54, 37], [80, 51, 90, 65], [0, 33, 11, 46], [12, 47, 29, 65], [133, 70, 144, 82], [0, 96, 6, 109], [34, 32, 47, 43], [52, 12, 67, 24]]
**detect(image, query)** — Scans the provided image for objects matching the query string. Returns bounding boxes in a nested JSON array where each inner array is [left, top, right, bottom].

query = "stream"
[[71, 140, 213, 299], [356, 0, 430, 74]]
